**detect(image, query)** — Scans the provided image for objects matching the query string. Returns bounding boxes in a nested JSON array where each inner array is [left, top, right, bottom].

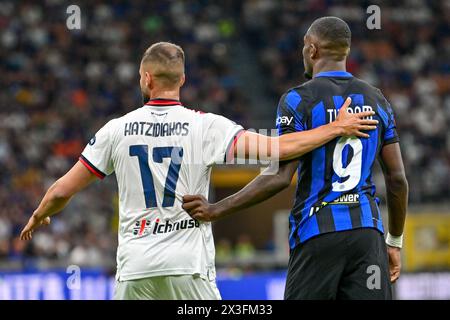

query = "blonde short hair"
[[141, 42, 185, 88]]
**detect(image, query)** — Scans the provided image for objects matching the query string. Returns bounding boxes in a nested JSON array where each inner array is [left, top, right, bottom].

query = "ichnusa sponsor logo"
[[132, 218, 200, 237]]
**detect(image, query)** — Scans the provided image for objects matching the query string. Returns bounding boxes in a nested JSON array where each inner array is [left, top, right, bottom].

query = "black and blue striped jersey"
[[276, 71, 399, 249]]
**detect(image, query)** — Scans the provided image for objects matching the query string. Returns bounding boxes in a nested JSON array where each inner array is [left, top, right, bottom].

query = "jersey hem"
[[116, 268, 209, 282], [291, 226, 384, 250]]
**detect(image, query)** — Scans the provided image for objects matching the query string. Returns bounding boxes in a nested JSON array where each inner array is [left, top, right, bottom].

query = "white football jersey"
[[80, 99, 243, 281]]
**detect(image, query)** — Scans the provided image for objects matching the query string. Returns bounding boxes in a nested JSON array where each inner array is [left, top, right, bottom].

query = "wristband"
[[386, 232, 403, 248]]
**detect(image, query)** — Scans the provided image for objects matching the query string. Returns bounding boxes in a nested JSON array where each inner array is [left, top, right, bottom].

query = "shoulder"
[[180, 106, 232, 123], [96, 107, 145, 135], [357, 80, 392, 111], [111, 105, 159, 125], [202, 112, 239, 128], [282, 82, 312, 101], [352, 76, 384, 96], [348, 78, 395, 126], [181, 105, 206, 114], [278, 83, 314, 114], [179, 106, 211, 121], [101, 115, 126, 133], [118, 106, 147, 120]]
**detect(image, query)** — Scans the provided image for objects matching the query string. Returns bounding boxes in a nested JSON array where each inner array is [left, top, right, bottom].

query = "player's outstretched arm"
[[379, 142, 408, 283], [234, 97, 378, 161], [183, 160, 299, 222], [20, 161, 98, 241]]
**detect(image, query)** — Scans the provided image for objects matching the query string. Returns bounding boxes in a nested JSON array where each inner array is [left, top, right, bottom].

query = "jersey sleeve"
[[202, 114, 244, 166], [276, 89, 305, 135], [79, 120, 116, 179], [377, 91, 400, 146]]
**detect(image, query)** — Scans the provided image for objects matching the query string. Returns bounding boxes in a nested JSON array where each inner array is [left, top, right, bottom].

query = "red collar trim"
[[145, 99, 182, 106]]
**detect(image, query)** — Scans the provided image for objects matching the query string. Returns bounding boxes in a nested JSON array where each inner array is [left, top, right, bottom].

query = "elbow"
[[279, 179, 292, 190], [49, 180, 73, 201], [386, 171, 409, 192], [275, 172, 293, 190]]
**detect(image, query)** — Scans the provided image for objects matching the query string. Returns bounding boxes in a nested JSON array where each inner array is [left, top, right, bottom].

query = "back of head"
[[141, 42, 185, 89], [308, 16, 351, 60]]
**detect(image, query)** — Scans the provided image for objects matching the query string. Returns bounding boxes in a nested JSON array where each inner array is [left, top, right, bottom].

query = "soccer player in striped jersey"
[[183, 17, 408, 300], [19, 42, 376, 300]]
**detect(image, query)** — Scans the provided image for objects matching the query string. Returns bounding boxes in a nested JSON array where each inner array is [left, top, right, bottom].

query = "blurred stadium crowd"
[[0, 0, 449, 268]]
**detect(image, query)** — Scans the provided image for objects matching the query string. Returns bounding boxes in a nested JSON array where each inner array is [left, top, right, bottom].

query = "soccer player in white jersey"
[[20, 42, 377, 300]]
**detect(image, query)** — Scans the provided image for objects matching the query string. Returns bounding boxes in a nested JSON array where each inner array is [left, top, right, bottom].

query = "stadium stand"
[[0, 0, 449, 270]]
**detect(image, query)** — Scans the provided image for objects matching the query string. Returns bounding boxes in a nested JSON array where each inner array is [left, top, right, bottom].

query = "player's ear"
[[310, 43, 318, 60], [179, 74, 185, 87], [145, 71, 153, 89]]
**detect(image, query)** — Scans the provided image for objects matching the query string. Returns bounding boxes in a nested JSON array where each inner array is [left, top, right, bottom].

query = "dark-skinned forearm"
[[380, 143, 409, 237], [385, 173, 408, 236], [212, 161, 298, 218]]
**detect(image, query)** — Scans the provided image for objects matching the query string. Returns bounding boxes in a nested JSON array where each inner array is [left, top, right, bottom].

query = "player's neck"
[[312, 60, 347, 77], [150, 88, 180, 101]]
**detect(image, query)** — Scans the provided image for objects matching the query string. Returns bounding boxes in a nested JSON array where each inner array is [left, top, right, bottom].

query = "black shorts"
[[284, 228, 392, 300]]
